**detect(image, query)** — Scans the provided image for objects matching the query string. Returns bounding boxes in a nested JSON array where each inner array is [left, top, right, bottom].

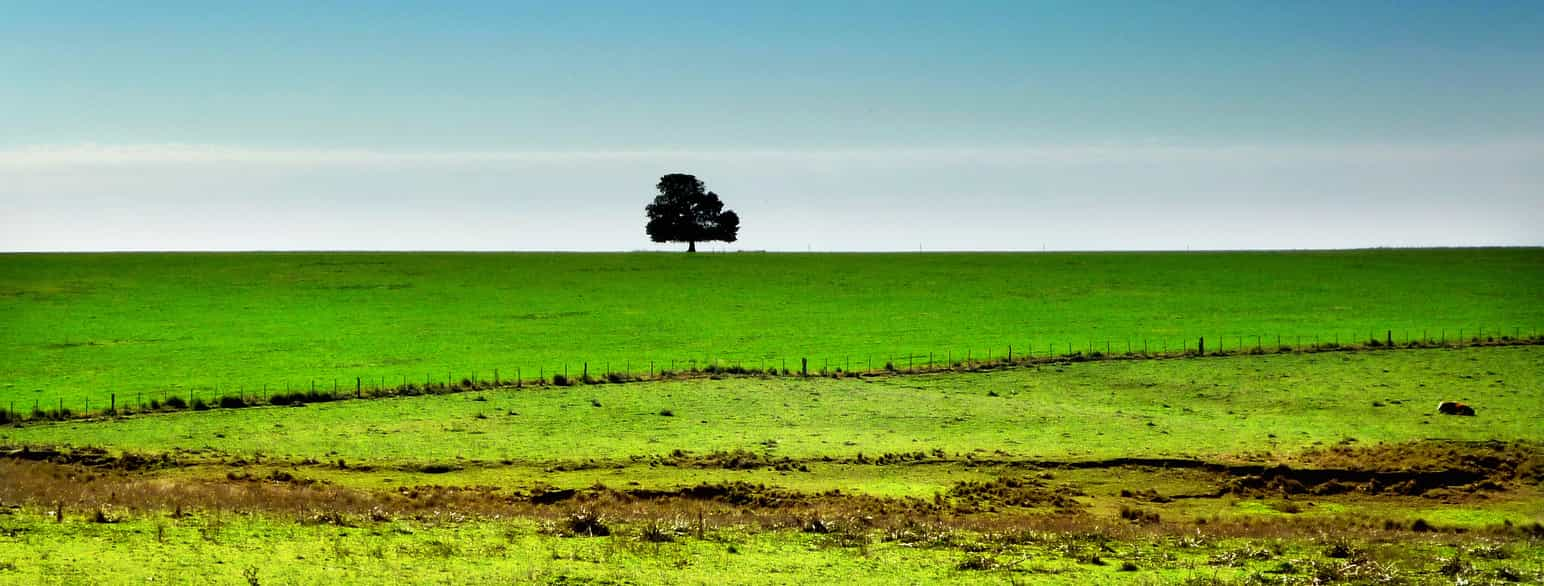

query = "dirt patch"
[[0, 446, 176, 471], [1217, 441, 1541, 499], [1295, 440, 1542, 482], [947, 476, 1086, 511], [651, 449, 810, 472]]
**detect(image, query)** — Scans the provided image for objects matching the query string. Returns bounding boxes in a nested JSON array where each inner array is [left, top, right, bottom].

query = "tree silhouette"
[[644, 174, 739, 252]]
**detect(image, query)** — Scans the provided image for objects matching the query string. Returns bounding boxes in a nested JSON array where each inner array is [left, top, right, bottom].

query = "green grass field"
[[5, 346, 1539, 467], [3, 249, 1541, 406], [3, 347, 1541, 584], [3, 512, 1536, 585], [3, 250, 1543, 584]]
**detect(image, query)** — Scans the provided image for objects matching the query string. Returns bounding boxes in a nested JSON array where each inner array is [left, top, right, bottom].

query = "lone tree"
[[645, 173, 739, 252]]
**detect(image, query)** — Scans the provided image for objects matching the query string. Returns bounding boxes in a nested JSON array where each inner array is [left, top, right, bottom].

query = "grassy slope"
[[3, 249, 1541, 405], [5, 346, 1538, 466]]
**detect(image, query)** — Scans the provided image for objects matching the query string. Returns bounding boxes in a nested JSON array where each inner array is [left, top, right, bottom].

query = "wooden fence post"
[[1198, 337, 1205, 355]]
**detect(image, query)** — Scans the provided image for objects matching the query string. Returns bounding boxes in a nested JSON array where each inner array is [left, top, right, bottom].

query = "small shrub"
[[957, 554, 999, 571], [1119, 505, 1160, 524], [1119, 561, 1139, 572], [638, 521, 675, 543], [165, 396, 188, 409], [565, 509, 610, 537], [590, 398, 602, 407], [92, 507, 119, 524], [1467, 543, 1511, 560], [1438, 554, 1471, 578], [552, 374, 571, 386], [218, 395, 247, 409], [659, 409, 675, 417], [190, 397, 210, 411], [606, 372, 627, 383], [1324, 541, 1357, 559]]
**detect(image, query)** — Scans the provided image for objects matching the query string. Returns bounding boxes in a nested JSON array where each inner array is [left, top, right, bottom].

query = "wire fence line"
[[3, 325, 1540, 424]]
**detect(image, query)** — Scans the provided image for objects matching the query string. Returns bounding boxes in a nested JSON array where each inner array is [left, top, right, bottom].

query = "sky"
[[2, 1, 1541, 251]]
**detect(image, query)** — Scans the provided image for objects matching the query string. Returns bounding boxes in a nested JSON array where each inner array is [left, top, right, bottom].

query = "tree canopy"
[[644, 174, 740, 252]]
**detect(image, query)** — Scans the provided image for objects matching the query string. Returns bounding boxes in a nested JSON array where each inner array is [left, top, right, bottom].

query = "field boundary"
[[3, 327, 1540, 426]]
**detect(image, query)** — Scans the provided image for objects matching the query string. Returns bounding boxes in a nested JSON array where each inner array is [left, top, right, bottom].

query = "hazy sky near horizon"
[[3, 1, 1542, 251]]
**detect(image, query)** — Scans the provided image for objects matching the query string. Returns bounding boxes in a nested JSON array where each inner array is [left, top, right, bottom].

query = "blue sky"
[[3, 1, 1541, 250]]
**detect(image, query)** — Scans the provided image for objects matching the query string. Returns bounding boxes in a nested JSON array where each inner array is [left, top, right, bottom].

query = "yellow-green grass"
[[0, 511, 1537, 585], [3, 249, 1541, 406], [5, 346, 1538, 467]]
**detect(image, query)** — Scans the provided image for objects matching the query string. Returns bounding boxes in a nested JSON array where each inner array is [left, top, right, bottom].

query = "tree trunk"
[[687, 241, 696, 253]]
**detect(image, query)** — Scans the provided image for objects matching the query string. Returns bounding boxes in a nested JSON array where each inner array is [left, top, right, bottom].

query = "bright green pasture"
[[6, 347, 1538, 466], [3, 249, 1541, 405]]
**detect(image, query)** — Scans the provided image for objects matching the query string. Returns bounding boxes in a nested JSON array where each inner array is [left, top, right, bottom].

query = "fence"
[[2, 325, 1540, 425]]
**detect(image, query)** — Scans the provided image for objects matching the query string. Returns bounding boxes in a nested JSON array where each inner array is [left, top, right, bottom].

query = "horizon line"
[[4, 245, 1541, 255]]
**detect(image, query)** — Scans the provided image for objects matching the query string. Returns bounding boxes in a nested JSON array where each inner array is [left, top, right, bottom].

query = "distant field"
[[2, 249, 1541, 405]]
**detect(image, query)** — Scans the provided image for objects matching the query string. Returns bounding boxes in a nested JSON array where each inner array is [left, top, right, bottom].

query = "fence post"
[[801, 357, 808, 377], [1386, 330, 1392, 347], [356, 377, 362, 398], [495, 369, 500, 386], [1198, 337, 1205, 355], [111, 394, 115, 414]]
